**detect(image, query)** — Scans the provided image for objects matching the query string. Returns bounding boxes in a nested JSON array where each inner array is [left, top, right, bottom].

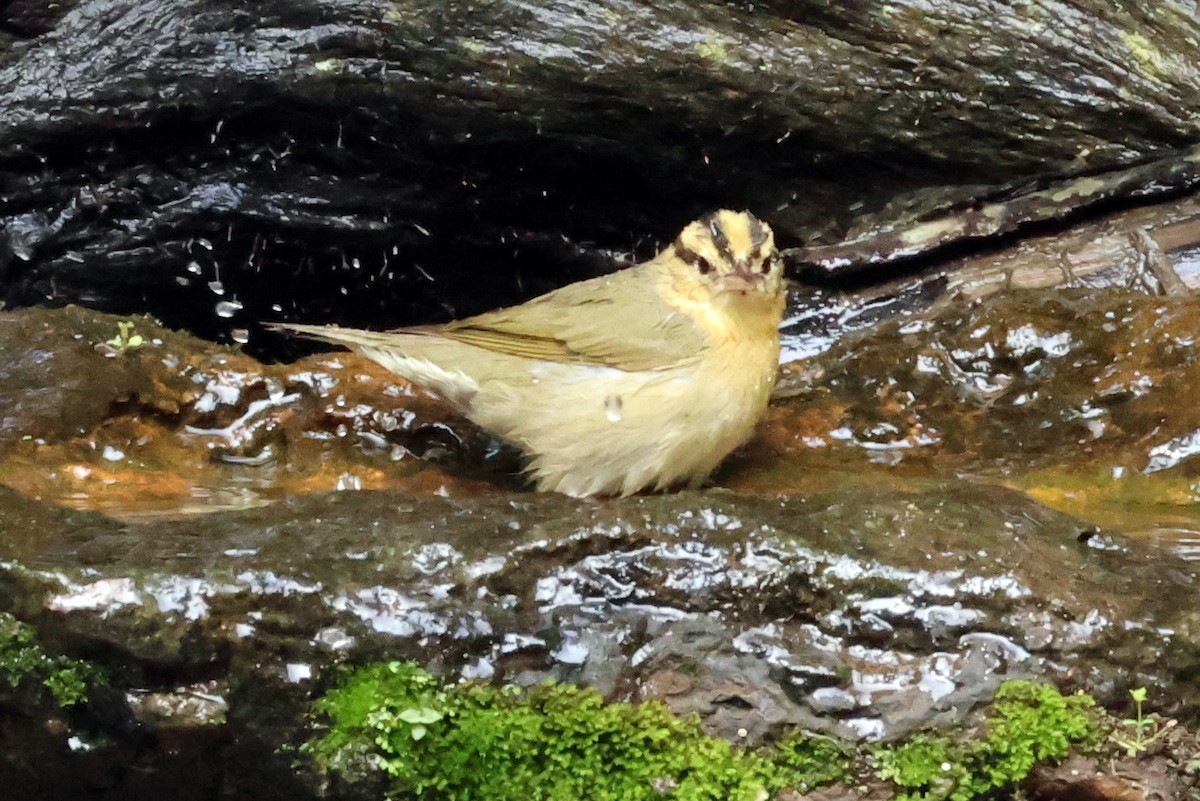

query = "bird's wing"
[[440, 267, 707, 371]]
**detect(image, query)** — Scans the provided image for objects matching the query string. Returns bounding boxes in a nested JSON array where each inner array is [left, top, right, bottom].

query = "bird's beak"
[[717, 260, 765, 293]]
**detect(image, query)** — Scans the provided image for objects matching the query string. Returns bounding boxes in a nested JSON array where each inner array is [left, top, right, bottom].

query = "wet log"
[[2, 0, 1199, 350]]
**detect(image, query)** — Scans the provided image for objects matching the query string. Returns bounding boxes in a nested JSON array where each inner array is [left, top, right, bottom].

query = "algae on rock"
[[307, 663, 1101, 801]]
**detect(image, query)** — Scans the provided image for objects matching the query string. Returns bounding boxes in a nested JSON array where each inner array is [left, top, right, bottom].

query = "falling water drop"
[[604, 395, 623, 423], [215, 299, 243, 318]]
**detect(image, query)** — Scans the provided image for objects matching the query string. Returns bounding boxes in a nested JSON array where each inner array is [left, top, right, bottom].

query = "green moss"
[[308, 665, 1099, 801], [773, 730, 856, 793], [0, 613, 100, 708], [874, 680, 1100, 801], [308, 661, 836, 800], [875, 735, 961, 799]]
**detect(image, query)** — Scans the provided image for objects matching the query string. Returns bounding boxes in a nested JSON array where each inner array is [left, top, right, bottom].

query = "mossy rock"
[[0, 612, 101, 708], [306, 663, 1100, 801]]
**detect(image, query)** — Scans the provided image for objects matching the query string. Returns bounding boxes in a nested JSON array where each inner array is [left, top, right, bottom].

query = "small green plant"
[[874, 681, 1099, 801], [1110, 687, 1172, 757], [773, 731, 856, 792], [103, 320, 146, 354], [0, 613, 100, 707], [876, 735, 963, 800]]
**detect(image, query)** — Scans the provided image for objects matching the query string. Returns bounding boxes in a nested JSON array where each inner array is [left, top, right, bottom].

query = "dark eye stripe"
[[747, 217, 769, 249], [675, 244, 700, 266], [708, 220, 730, 255], [675, 244, 714, 275], [700, 212, 733, 262]]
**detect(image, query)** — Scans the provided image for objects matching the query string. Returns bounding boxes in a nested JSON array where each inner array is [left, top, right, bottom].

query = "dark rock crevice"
[[3, 0, 1200, 348]]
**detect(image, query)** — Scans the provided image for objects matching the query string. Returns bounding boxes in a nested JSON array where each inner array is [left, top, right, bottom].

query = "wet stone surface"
[[0, 305, 506, 517], [4, 3, 1200, 795], [2, 197, 1200, 797], [762, 285, 1200, 546], [1, 477, 1199, 797]]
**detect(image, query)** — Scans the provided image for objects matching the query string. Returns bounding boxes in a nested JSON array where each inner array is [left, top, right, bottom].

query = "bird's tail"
[[266, 321, 480, 409], [264, 321, 430, 351]]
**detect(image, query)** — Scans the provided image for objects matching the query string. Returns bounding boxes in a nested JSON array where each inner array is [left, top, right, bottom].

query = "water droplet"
[[215, 299, 243, 318], [186, 261, 203, 274], [285, 663, 312, 683], [604, 394, 623, 422], [231, 327, 250, 343], [208, 280, 225, 295], [336, 473, 363, 491]]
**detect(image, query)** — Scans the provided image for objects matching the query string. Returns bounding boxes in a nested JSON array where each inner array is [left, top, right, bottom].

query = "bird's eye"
[[697, 257, 712, 275], [761, 257, 775, 274]]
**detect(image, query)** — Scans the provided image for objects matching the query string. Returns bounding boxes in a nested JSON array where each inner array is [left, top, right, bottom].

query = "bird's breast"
[[694, 332, 780, 407]]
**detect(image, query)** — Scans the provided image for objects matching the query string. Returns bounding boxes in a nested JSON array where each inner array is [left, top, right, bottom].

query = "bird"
[[270, 210, 787, 498]]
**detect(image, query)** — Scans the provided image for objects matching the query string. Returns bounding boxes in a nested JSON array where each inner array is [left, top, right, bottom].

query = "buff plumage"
[[272, 210, 786, 497]]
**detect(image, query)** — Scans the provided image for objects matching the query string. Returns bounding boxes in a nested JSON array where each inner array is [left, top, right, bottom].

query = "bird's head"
[[671, 209, 783, 299]]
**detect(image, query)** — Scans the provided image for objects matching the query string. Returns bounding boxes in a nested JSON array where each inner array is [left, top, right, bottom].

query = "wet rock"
[[0, 480, 1198, 797], [1, 220, 1200, 797], [1028, 749, 1200, 801], [1, 3, 1199, 798], [4, 1, 1200, 343], [765, 262, 1200, 541], [0, 305, 503, 516], [786, 146, 1200, 279], [779, 191, 1200, 356], [774, 287, 1200, 472]]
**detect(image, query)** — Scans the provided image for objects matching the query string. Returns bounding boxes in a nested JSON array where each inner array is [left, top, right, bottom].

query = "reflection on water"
[[62, 480, 279, 522], [1156, 529, 1200, 561], [1172, 245, 1200, 285]]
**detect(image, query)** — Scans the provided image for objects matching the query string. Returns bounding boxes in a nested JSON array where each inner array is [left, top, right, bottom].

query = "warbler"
[[273, 210, 786, 497]]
